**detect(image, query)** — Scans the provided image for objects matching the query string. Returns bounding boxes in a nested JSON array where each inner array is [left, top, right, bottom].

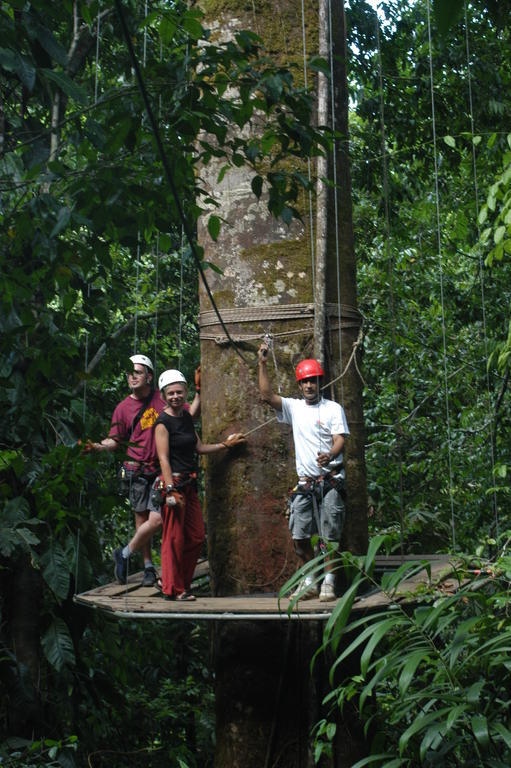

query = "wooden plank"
[[73, 555, 459, 621]]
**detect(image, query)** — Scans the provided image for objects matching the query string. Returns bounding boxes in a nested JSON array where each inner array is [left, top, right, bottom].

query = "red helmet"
[[295, 358, 324, 382]]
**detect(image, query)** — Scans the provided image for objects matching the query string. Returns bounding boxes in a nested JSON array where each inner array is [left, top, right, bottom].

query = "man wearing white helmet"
[[85, 355, 199, 586]]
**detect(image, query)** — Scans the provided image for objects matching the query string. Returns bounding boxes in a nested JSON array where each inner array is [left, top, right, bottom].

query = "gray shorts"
[[289, 486, 345, 542], [128, 474, 161, 515]]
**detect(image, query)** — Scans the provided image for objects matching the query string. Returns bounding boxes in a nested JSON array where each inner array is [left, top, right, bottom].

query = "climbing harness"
[[150, 472, 199, 509], [288, 472, 346, 553]]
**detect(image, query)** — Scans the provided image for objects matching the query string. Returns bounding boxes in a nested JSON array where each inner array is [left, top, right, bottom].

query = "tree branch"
[[72, 310, 172, 396]]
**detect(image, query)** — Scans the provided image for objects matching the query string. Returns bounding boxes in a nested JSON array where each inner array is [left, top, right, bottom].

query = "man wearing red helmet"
[[258, 342, 349, 601]]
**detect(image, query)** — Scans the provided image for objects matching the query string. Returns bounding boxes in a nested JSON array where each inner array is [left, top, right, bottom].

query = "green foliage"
[[0, 0, 324, 761], [0, 735, 78, 768], [348, 0, 511, 551], [315, 535, 511, 767], [1, 0, 510, 763]]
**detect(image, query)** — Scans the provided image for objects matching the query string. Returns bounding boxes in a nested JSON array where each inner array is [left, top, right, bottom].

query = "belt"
[[124, 461, 157, 475]]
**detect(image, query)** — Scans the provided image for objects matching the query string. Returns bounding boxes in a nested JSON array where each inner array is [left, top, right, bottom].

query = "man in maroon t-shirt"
[[86, 354, 200, 586]]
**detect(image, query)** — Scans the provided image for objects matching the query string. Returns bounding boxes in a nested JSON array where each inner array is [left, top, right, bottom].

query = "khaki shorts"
[[289, 487, 345, 542], [128, 474, 160, 514]]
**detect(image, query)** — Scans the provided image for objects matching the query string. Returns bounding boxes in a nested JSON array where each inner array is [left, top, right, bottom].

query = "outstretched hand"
[[194, 365, 201, 391], [80, 439, 97, 454], [222, 432, 246, 449]]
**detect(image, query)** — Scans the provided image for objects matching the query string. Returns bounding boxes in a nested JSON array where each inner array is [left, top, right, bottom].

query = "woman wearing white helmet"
[[154, 369, 245, 600]]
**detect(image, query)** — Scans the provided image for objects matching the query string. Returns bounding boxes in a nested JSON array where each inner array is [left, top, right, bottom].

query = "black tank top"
[[155, 411, 197, 474]]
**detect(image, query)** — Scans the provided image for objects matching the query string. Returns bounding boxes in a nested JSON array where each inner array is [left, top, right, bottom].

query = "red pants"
[[160, 485, 205, 597]]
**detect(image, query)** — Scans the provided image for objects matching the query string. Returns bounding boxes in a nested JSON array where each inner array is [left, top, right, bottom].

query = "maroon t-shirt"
[[109, 390, 165, 474]]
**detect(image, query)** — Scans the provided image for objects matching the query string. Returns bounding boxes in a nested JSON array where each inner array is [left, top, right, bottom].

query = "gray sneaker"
[[113, 547, 128, 584], [289, 579, 319, 600], [142, 566, 157, 587]]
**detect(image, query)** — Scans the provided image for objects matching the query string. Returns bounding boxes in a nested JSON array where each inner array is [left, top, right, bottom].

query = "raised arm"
[[257, 342, 282, 411]]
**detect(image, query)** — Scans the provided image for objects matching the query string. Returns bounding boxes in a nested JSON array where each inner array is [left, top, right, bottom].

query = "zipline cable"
[[464, 2, 499, 538], [426, 0, 456, 548], [114, 0, 249, 366], [178, 226, 185, 369], [76, 8, 102, 595], [126, 6, 149, 599], [153, 234, 160, 375], [375, 6, 405, 555]]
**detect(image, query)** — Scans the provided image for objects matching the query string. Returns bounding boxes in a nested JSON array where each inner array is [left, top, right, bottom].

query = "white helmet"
[[130, 354, 154, 372], [159, 369, 187, 391]]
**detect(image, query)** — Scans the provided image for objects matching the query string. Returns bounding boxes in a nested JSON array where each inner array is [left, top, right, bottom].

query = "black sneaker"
[[142, 566, 157, 587], [113, 547, 128, 584]]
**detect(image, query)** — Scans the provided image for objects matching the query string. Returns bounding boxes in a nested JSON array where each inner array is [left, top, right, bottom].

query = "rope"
[[229, 533, 293, 590], [76, 5, 103, 593], [178, 226, 185, 368], [464, 2, 499, 537], [133, 234, 140, 354], [199, 303, 362, 326], [315, 0, 329, 362], [114, 0, 249, 366], [426, 0, 456, 548], [94, 6, 101, 103], [199, 327, 314, 345], [153, 234, 160, 375], [264, 333, 283, 394], [327, 0, 344, 406], [300, 0, 315, 301], [376, 6, 405, 556], [143, 0, 148, 67], [322, 326, 366, 390]]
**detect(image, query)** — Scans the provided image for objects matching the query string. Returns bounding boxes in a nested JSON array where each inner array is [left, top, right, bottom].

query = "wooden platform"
[[73, 555, 458, 621]]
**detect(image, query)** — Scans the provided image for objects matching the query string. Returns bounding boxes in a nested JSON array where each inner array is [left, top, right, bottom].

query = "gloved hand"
[[194, 365, 201, 392], [80, 439, 97, 454], [166, 490, 185, 509], [222, 433, 246, 449]]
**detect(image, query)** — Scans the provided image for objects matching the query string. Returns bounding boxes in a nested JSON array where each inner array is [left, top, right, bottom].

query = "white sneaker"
[[289, 579, 319, 600], [319, 581, 336, 602]]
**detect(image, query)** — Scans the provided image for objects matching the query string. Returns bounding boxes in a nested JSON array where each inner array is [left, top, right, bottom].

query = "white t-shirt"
[[277, 396, 349, 478]]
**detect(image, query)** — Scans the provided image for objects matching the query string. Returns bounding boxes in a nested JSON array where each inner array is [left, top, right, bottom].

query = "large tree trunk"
[[196, 1, 367, 765], [6, 555, 43, 735]]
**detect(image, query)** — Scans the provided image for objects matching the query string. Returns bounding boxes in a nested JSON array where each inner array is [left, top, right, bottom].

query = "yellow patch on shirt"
[[140, 407, 159, 430]]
